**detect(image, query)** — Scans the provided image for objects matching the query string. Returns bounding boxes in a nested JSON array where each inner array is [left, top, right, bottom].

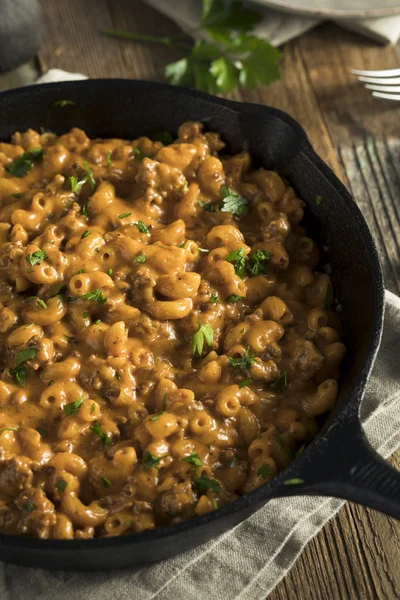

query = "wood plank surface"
[[37, 1, 400, 597]]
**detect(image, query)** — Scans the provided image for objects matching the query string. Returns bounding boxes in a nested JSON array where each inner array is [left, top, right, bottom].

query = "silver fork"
[[352, 68, 400, 101]]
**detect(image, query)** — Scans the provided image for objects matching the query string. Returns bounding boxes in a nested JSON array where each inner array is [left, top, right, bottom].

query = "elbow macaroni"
[[0, 121, 345, 539]]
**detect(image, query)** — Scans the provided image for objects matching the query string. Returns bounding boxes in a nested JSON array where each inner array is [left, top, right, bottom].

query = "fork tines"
[[351, 68, 400, 101]]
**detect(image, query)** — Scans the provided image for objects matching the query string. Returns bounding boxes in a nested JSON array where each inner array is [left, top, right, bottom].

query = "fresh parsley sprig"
[[101, 0, 280, 95], [229, 347, 255, 370], [6, 148, 44, 178], [220, 185, 249, 216], [191, 323, 214, 356]]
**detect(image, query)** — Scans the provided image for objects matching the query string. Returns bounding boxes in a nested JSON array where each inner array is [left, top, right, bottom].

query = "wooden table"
[[19, 0, 400, 597]]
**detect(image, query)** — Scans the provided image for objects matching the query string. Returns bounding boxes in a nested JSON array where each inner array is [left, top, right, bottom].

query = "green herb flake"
[[194, 475, 221, 495], [101, 476, 112, 488], [149, 412, 164, 421], [220, 185, 249, 216], [142, 450, 168, 471], [55, 479, 68, 491], [226, 248, 246, 279], [25, 250, 47, 267], [272, 433, 292, 458], [198, 200, 216, 213], [239, 378, 252, 388], [63, 396, 84, 417], [22, 501, 35, 513], [83, 161, 95, 190], [26, 296, 47, 309], [181, 180, 189, 194], [76, 269, 86, 274], [6, 148, 44, 178], [89, 422, 112, 447], [230, 456, 238, 468], [47, 380, 54, 387], [132, 147, 152, 161], [228, 347, 255, 370], [0, 427, 20, 435], [133, 253, 147, 263], [226, 294, 245, 303], [182, 452, 203, 467], [114, 372, 121, 381], [94, 319, 101, 325], [119, 212, 132, 219], [316, 195, 323, 206], [247, 249, 271, 276], [54, 100, 76, 107], [135, 220, 149, 234], [107, 150, 113, 166], [283, 478, 304, 486], [191, 323, 214, 356], [36, 427, 47, 437], [209, 293, 219, 304], [268, 370, 288, 392], [12, 193, 24, 198], [106, 269, 113, 277], [69, 175, 86, 195], [73, 288, 107, 304], [16, 348, 37, 367], [90, 403, 96, 414], [257, 464, 271, 479], [81, 230, 90, 239], [82, 311, 89, 318], [152, 131, 174, 145], [162, 392, 168, 411]]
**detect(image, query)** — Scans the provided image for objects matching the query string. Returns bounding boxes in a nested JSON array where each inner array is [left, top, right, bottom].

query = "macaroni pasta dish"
[[0, 121, 345, 539]]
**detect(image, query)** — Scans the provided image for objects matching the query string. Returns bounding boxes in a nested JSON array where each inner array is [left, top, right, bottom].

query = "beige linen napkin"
[[145, 0, 400, 46], [1, 70, 400, 598]]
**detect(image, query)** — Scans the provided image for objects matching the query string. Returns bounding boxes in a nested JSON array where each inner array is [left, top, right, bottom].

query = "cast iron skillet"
[[0, 80, 398, 570]]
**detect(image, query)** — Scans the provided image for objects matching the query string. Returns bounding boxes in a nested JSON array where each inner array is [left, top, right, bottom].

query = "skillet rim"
[[0, 79, 385, 552]]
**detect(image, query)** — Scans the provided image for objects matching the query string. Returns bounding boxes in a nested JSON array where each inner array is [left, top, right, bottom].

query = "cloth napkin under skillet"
[[145, 0, 400, 46], [1, 70, 400, 600]]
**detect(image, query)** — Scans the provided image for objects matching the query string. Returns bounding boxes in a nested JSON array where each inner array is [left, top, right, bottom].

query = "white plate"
[[251, 0, 400, 19]]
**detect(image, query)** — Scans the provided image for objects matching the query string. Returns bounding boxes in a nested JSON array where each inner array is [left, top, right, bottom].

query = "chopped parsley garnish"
[[239, 378, 252, 388], [209, 293, 219, 304], [89, 422, 112, 447], [132, 147, 152, 160], [133, 253, 147, 263], [26, 296, 47, 309], [272, 433, 292, 458], [0, 427, 20, 434], [134, 220, 149, 234], [55, 479, 68, 491], [22, 501, 35, 513], [73, 289, 107, 304], [324, 284, 332, 310], [25, 250, 47, 267], [181, 180, 189, 193], [90, 403, 96, 414], [162, 392, 168, 411], [247, 249, 271, 276], [54, 100, 76, 107], [76, 269, 86, 274], [114, 372, 121, 381], [191, 323, 214, 356], [194, 475, 221, 495], [295, 444, 305, 457], [94, 319, 101, 325], [142, 451, 168, 470], [107, 150, 113, 166], [119, 212, 132, 219], [47, 380, 54, 387], [12, 193, 24, 198], [81, 230, 90, 239], [268, 370, 288, 392], [83, 161, 95, 190], [152, 131, 174, 145], [101, 477, 112, 488], [82, 311, 89, 318], [283, 478, 304, 486], [35, 427, 47, 437], [182, 452, 203, 467], [220, 185, 249, 216], [106, 269, 113, 277], [316, 195, 323, 206], [6, 148, 44, 178], [228, 347, 255, 370], [198, 247, 210, 253], [149, 412, 164, 421], [226, 248, 246, 279], [226, 294, 245, 303], [198, 200, 216, 212], [15, 348, 37, 366], [63, 396, 84, 416], [69, 175, 86, 195], [257, 464, 271, 479]]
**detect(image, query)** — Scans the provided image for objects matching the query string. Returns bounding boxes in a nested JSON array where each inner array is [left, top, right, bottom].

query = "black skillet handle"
[[274, 414, 400, 520]]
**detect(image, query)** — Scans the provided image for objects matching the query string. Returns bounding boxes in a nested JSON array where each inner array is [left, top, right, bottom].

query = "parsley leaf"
[[247, 249, 271, 276], [26, 296, 47, 309], [162, 392, 168, 411], [198, 200, 216, 213], [132, 147, 152, 161], [119, 212, 132, 219], [191, 323, 214, 356], [6, 148, 44, 178], [36, 427, 47, 437], [72, 289, 107, 304], [268, 370, 288, 392], [16, 348, 37, 367], [134, 221, 149, 234], [56, 479, 68, 491], [54, 100, 76, 107], [182, 452, 203, 467], [257, 464, 271, 479], [283, 478, 304, 486], [239, 378, 252, 388], [63, 396, 84, 416], [26, 250, 47, 267], [69, 175, 86, 195], [194, 475, 221, 495], [228, 347, 255, 370], [102, 476, 112, 488], [316, 195, 323, 206], [220, 185, 249, 216], [83, 161, 95, 190], [107, 150, 113, 166], [89, 422, 112, 447], [133, 253, 147, 263], [209, 293, 219, 304], [22, 501, 35, 513], [226, 294, 245, 303], [9, 348, 36, 386], [142, 450, 168, 471], [226, 248, 246, 279], [81, 230, 90, 239]]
